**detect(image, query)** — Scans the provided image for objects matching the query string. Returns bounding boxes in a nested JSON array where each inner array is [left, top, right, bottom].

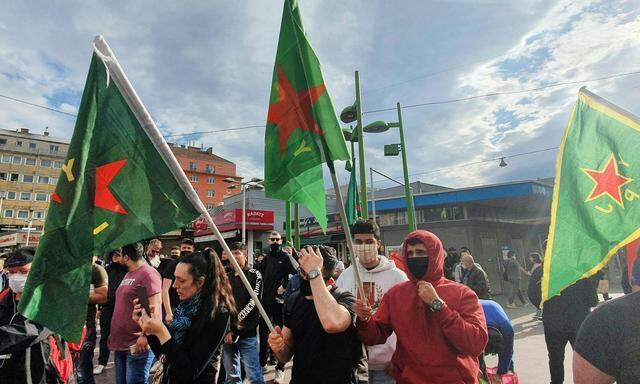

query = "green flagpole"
[[285, 200, 292, 244], [294, 203, 300, 249]]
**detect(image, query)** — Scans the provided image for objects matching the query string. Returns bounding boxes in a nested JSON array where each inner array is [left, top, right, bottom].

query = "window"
[[205, 165, 214, 174], [29, 142, 37, 151], [190, 175, 198, 182], [6, 191, 16, 200], [207, 177, 215, 184], [17, 210, 29, 219], [49, 145, 59, 154], [16, 140, 22, 147], [3, 210, 13, 218], [0, 172, 6, 181], [206, 203, 215, 210], [50, 177, 58, 185], [33, 211, 45, 220], [10, 173, 19, 182], [20, 192, 31, 201], [35, 193, 48, 201], [22, 175, 34, 183], [189, 162, 197, 171], [1, 154, 11, 163], [38, 176, 50, 184], [12, 156, 21, 165], [25, 158, 36, 166], [53, 161, 62, 169], [207, 190, 215, 198], [40, 159, 52, 167], [0, 138, 6, 145]]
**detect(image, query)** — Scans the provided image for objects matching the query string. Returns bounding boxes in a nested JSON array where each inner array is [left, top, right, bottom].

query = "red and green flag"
[[264, 0, 350, 231], [543, 87, 640, 302], [19, 37, 201, 341]]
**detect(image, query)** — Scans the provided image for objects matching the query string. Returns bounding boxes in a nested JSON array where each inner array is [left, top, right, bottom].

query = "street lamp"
[[340, 70, 368, 219], [363, 102, 416, 231], [24, 208, 34, 246]]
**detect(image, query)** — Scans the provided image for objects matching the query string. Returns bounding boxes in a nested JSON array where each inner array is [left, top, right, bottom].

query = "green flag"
[[346, 168, 361, 225], [18, 37, 200, 341], [264, 0, 350, 231], [543, 87, 640, 303]]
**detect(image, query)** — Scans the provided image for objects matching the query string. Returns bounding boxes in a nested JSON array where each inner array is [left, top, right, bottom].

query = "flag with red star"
[[543, 87, 640, 303], [19, 38, 200, 341], [264, 0, 349, 231]]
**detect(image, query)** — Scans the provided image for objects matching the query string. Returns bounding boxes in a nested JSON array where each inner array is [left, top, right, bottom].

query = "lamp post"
[[364, 102, 416, 231], [340, 70, 368, 219], [224, 177, 264, 245]]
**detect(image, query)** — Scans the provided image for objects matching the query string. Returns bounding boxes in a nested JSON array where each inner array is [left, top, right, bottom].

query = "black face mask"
[[221, 259, 232, 273], [270, 243, 281, 252], [299, 278, 312, 296], [407, 257, 429, 280]]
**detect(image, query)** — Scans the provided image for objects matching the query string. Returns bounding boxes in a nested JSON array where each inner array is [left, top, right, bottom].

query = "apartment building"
[[169, 144, 241, 210], [0, 127, 69, 232]]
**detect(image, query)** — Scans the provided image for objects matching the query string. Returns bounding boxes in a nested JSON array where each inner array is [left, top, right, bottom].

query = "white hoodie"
[[335, 255, 408, 371]]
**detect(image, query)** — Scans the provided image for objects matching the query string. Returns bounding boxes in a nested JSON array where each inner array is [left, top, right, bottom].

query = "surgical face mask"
[[406, 257, 429, 280], [9, 274, 28, 293], [354, 243, 378, 264], [149, 256, 161, 268]]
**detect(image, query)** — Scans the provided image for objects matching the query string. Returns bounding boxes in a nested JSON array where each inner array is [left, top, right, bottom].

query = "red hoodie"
[[357, 230, 488, 384]]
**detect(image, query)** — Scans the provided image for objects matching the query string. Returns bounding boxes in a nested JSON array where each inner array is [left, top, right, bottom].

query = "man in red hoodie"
[[356, 230, 488, 383]]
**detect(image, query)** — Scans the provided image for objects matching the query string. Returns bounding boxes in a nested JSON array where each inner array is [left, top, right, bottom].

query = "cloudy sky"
[[1, 0, 639, 190]]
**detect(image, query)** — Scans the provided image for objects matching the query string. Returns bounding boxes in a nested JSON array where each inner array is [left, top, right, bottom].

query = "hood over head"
[[401, 230, 445, 283]]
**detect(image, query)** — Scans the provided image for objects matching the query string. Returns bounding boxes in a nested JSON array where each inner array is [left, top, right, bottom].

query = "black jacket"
[[258, 247, 296, 305], [148, 307, 229, 384], [228, 267, 262, 339], [462, 265, 491, 299], [542, 277, 598, 333], [104, 262, 127, 308], [528, 265, 543, 308]]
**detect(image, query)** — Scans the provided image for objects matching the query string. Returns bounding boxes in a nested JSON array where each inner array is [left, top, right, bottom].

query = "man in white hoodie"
[[336, 219, 408, 383]]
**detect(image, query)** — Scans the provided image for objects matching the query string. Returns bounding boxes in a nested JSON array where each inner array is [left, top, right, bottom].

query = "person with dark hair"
[[134, 249, 236, 384], [479, 299, 514, 375], [108, 242, 162, 384], [95, 248, 128, 375], [444, 247, 459, 281], [0, 247, 74, 384], [268, 245, 365, 384], [221, 242, 263, 384], [527, 253, 544, 321], [355, 230, 488, 383], [336, 219, 407, 383], [258, 231, 295, 382], [170, 246, 181, 259], [504, 251, 529, 308], [161, 238, 196, 325]]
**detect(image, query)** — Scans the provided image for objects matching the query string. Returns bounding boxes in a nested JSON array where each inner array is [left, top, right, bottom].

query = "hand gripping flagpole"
[[92, 35, 275, 332], [328, 163, 368, 306]]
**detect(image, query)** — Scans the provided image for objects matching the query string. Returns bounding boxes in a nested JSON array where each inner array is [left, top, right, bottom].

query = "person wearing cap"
[[573, 256, 640, 384], [268, 245, 365, 384], [0, 247, 71, 383], [355, 230, 488, 383]]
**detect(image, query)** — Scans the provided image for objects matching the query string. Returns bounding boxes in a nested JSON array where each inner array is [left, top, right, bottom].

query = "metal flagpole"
[[329, 164, 367, 305], [92, 35, 274, 332]]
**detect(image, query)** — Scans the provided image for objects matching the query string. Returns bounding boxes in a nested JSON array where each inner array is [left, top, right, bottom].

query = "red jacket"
[[357, 230, 488, 384]]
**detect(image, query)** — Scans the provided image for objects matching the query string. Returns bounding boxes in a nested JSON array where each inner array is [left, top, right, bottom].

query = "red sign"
[[194, 209, 274, 236]]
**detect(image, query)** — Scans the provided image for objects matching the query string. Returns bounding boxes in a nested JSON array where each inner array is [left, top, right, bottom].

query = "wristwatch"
[[430, 298, 445, 311], [307, 269, 322, 280]]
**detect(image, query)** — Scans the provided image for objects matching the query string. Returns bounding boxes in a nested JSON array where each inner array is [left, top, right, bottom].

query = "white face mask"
[[149, 256, 161, 268], [354, 243, 378, 264], [9, 274, 28, 293]]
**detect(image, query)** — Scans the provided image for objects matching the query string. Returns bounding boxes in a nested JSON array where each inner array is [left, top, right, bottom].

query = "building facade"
[[169, 144, 241, 209], [0, 128, 69, 237]]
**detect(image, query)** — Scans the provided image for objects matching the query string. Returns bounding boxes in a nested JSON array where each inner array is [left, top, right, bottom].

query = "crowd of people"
[[0, 219, 638, 384]]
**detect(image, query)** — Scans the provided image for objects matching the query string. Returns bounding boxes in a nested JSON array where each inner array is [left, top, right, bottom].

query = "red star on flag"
[[267, 65, 326, 155], [582, 154, 632, 206]]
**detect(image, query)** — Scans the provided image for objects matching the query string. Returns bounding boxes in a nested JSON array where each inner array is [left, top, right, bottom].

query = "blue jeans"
[[114, 350, 155, 384], [222, 335, 264, 384], [369, 370, 395, 384], [76, 327, 97, 384]]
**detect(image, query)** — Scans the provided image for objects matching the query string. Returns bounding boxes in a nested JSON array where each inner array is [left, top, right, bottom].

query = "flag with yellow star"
[[543, 87, 640, 303], [18, 40, 200, 341], [264, 0, 349, 231]]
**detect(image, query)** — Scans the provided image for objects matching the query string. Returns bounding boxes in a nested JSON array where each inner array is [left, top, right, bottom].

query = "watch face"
[[431, 299, 444, 310], [308, 269, 321, 279]]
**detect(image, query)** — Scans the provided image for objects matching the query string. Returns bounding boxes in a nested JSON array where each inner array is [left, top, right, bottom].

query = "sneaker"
[[93, 365, 105, 375], [274, 369, 285, 384]]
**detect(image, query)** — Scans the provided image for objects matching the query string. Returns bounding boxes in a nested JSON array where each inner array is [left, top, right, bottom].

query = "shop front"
[[0, 231, 41, 252]]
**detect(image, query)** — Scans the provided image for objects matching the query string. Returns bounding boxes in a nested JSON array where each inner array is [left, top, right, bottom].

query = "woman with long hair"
[[134, 249, 236, 384]]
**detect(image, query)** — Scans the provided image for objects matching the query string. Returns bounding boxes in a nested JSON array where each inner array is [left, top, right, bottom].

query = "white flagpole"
[[92, 35, 274, 332]]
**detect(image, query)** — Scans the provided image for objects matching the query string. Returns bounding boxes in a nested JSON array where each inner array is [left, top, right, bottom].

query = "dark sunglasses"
[[269, 238, 281, 242]]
